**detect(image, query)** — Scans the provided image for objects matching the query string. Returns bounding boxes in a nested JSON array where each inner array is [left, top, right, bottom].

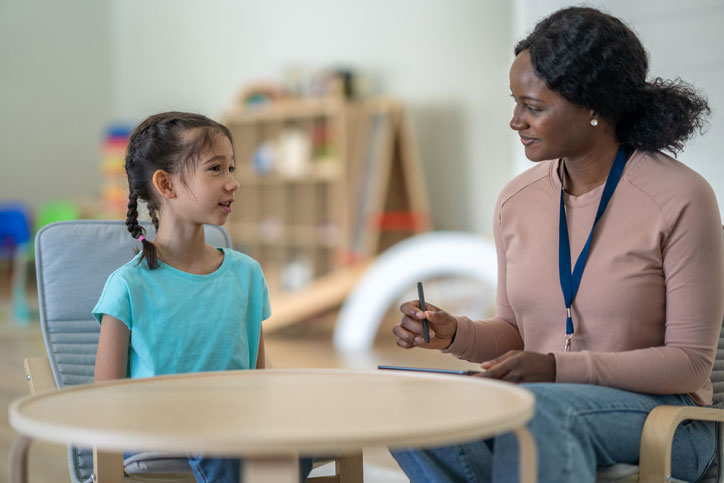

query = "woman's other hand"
[[477, 350, 556, 383], [393, 301, 458, 350]]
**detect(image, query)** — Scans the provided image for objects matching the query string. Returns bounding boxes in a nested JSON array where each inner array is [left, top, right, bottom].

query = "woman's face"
[[509, 50, 594, 162]]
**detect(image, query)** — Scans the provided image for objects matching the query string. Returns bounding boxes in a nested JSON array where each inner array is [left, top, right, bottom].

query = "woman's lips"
[[519, 136, 538, 146]]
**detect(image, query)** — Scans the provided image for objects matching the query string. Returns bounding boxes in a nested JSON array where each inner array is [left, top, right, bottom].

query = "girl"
[[93, 111, 312, 482]]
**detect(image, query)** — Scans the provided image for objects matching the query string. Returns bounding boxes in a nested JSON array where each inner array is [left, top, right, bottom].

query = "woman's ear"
[[152, 170, 176, 199]]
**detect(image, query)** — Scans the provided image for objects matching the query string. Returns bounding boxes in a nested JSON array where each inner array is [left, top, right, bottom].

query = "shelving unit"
[[224, 92, 431, 308], [224, 96, 350, 295]]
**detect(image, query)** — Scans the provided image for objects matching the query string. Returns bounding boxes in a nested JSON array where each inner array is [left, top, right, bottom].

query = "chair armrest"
[[639, 405, 724, 482], [23, 357, 57, 395]]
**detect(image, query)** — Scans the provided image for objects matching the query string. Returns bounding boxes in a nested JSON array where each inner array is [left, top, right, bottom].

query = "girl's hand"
[[477, 350, 556, 383], [393, 301, 458, 350]]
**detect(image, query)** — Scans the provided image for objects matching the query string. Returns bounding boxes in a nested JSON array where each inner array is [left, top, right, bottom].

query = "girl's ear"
[[152, 170, 176, 199]]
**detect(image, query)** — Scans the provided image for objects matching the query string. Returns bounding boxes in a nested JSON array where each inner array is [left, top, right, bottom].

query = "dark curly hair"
[[125, 111, 233, 269], [515, 6, 710, 154]]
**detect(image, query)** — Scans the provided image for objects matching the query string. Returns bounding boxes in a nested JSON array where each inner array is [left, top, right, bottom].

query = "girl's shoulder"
[[104, 252, 152, 283], [218, 248, 264, 274], [98, 253, 148, 292]]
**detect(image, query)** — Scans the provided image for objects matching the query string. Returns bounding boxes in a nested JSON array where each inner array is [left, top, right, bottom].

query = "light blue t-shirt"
[[92, 248, 270, 379]]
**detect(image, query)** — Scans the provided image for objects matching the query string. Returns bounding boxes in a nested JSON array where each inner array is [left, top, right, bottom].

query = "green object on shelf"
[[35, 200, 81, 232]]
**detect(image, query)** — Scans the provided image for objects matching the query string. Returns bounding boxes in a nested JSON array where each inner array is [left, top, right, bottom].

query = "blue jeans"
[[391, 383, 715, 483]]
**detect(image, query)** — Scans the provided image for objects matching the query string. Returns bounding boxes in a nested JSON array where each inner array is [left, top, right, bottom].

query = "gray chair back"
[[34, 220, 231, 483]]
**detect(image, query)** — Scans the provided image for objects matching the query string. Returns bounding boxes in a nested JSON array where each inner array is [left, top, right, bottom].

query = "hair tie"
[[138, 235, 146, 242]]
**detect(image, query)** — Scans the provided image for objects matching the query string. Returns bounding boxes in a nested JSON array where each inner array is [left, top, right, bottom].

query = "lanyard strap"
[[558, 146, 628, 343]]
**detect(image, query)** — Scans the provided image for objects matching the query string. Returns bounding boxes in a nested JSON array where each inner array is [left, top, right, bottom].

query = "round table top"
[[9, 368, 534, 457]]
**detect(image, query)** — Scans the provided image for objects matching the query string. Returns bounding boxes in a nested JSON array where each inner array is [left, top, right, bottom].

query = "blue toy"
[[0, 202, 33, 323]]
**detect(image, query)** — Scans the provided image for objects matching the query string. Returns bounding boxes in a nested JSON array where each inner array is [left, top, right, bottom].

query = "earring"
[[590, 118, 599, 127]]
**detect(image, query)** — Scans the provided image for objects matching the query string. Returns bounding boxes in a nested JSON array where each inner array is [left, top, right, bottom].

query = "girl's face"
[[509, 50, 595, 162], [171, 134, 239, 227]]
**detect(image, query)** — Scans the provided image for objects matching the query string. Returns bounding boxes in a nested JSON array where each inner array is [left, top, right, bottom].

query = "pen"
[[417, 281, 430, 343]]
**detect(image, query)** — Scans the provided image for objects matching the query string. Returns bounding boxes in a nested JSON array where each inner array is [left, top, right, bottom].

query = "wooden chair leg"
[[515, 427, 538, 483], [336, 452, 363, 483], [93, 447, 124, 483], [9, 436, 32, 483], [244, 455, 298, 483]]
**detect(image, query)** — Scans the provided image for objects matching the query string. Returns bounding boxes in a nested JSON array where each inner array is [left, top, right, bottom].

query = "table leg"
[[93, 447, 124, 483], [9, 436, 31, 483], [243, 454, 299, 483], [515, 427, 537, 483], [336, 452, 364, 483]]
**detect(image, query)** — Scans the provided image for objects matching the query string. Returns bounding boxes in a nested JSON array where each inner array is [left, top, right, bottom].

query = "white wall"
[[108, 0, 513, 234], [512, 0, 724, 218], [0, 1, 111, 211], [3, 1, 721, 234]]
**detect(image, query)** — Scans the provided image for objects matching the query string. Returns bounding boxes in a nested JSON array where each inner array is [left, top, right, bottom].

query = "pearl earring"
[[590, 118, 599, 127]]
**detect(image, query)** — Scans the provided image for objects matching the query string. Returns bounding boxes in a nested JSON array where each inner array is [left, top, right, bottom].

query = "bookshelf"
[[224, 93, 430, 315], [224, 96, 350, 295]]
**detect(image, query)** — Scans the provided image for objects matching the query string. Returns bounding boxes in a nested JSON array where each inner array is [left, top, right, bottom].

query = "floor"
[[0, 274, 482, 482]]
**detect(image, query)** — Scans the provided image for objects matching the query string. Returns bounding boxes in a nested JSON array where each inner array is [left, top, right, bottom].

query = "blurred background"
[[3, 0, 720, 237], [1, 0, 723, 480]]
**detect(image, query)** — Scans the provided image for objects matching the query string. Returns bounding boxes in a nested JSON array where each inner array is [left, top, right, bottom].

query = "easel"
[[346, 98, 431, 260], [263, 99, 431, 332]]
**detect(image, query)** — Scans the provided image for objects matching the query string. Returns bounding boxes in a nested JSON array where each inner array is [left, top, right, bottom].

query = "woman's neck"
[[560, 141, 620, 196]]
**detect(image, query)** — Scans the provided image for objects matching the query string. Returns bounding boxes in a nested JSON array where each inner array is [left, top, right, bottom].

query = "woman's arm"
[[256, 327, 266, 369], [94, 314, 130, 381]]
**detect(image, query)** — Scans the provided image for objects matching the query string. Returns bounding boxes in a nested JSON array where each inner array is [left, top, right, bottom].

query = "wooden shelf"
[[225, 98, 343, 123], [224, 95, 349, 295], [234, 163, 341, 184], [223, 93, 430, 326]]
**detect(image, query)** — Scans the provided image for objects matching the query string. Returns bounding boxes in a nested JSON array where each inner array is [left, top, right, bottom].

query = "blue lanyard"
[[558, 146, 628, 351]]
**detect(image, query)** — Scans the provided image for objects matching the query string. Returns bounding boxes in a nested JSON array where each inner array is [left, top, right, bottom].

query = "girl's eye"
[[210, 165, 221, 172], [229, 166, 236, 173]]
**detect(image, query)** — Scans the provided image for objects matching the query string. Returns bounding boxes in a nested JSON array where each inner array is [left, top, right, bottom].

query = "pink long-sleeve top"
[[444, 150, 724, 405]]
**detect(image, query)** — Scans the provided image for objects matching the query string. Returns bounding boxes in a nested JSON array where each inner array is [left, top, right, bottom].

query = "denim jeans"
[[391, 383, 716, 483]]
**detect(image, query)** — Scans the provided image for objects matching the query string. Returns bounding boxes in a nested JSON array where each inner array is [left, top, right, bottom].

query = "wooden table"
[[9, 368, 536, 482]]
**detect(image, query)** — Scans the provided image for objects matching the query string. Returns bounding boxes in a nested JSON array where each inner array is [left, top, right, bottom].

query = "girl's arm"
[[256, 327, 266, 369], [94, 314, 130, 381]]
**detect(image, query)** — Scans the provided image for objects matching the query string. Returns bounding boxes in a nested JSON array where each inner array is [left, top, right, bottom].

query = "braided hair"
[[124, 111, 233, 269], [515, 7, 710, 154]]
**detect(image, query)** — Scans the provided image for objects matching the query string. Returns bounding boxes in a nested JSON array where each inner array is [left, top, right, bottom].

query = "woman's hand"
[[393, 301, 458, 350], [477, 350, 556, 383]]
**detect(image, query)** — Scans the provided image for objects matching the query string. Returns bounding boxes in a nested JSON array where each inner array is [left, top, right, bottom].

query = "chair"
[[596, 227, 724, 483], [14, 220, 362, 483]]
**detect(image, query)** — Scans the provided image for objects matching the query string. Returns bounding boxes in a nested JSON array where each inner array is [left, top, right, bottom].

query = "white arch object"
[[333, 231, 498, 352]]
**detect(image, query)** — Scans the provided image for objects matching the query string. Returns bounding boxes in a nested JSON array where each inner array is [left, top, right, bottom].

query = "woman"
[[391, 7, 723, 482]]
